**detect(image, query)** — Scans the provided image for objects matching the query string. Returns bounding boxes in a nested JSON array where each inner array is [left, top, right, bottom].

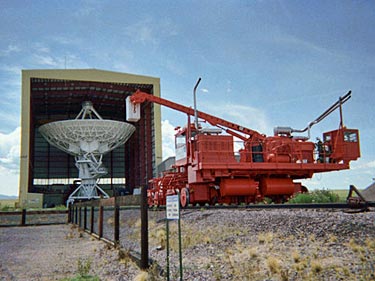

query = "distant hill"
[[0, 194, 18, 200], [362, 182, 375, 202]]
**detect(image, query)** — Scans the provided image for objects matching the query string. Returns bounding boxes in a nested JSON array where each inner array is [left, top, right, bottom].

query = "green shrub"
[[288, 190, 340, 204], [1, 205, 14, 211], [289, 193, 312, 203], [77, 258, 92, 277], [54, 205, 68, 210], [60, 276, 99, 281]]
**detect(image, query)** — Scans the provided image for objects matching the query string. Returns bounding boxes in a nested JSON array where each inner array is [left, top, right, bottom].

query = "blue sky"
[[0, 0, 374, 196]]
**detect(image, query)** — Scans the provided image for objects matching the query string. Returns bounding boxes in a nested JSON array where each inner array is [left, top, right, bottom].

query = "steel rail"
[[151, 202, 375, 211]]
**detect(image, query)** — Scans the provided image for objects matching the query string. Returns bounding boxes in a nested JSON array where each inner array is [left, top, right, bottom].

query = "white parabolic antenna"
[[39, 101, 136, 205]]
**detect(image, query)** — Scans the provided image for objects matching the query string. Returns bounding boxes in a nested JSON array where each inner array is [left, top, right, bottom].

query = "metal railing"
[[0, 209, 68, 227]]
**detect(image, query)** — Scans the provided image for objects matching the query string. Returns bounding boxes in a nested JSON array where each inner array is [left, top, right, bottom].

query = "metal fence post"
[[90, 206, 94, 233], [21, 209, 26, 226], [70, 205, 73, 223], [78, 206, 82, 228], [75, 206, 78, 224], [98, 205, 104, 238], [83, 206, 87, 230], [140, 186, 149, 269], [68, 205, 71, 223], [114, 202, 120, 245]]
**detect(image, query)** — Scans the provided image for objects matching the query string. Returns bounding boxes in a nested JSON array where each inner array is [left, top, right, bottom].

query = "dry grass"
[[106, 217, 114, 226], [311, 260, 323, 274], [365, 237, 375, 250], [258, 232, 274, 244], [292, 250, 301, 263], [134, 271, 148, 281], [118, 249, 131, 265], [0, 199, 18, 210], [348, 238, 365, 254], [329, 234, 338, 243], [148, 220, 239, 252], [152, 217, 375, 280], [267, 256, 281, 273]]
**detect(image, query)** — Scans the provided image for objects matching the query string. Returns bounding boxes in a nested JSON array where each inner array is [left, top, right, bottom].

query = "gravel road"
[[0, 224, 140, 280]]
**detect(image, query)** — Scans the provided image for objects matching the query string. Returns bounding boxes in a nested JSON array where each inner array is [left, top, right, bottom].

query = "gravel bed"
[[143, 208, 375, 280]]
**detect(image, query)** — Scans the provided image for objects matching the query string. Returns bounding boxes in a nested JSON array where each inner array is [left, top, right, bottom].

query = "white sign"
[[166, 195, 180, 220], [125, 96, 141, 122]]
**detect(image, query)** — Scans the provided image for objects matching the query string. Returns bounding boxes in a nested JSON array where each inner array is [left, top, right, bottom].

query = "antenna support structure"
[[39, 101, 135, 205]]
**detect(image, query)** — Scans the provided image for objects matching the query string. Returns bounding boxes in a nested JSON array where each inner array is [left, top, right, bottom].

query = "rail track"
[[150, 201, 375, 211]]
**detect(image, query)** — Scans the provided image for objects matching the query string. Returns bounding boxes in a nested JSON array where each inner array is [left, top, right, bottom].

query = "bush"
[[54, 205, 68, 210], [77, 258, 92, 277], [288, 190, 340, 204], [1, 204, 14, 211]]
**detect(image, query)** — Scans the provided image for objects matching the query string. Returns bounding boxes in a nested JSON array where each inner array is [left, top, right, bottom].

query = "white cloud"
[[0, 127, 20, 196], [30, 51, 90, 69], [125, 20, 156, 45], [266, 31, 350, 63], [301, 169, 369, 191], [32, 54, 58, 66], [202, 102, 271, 136], [49, 36, 84, 47], [0, 127, 20, 171], [284, 35, 331, 55], [74, 0, 105, 17], [351, 159, 375, 170], [161, 19, 179, 37], [0, 64, 22, 76], [226, 80, 232, 94], [162, 120, 176, 160], [0, 44, 21, 57], [0, 165, 19, 196], [299, 157, 375, 191], [125, 18, 178, 45], [164, 59, 186, 76]]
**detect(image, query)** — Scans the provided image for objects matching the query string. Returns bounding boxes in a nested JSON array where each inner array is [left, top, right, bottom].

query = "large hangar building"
[[19, 69, 162, 208]]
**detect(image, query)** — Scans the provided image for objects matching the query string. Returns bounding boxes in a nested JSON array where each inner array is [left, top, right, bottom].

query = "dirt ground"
[[0, 224, 140, 280], [1, 208, 375, 281]]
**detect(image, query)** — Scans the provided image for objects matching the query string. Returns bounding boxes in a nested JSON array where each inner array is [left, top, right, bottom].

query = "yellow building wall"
[[19, 69, 162, 208]]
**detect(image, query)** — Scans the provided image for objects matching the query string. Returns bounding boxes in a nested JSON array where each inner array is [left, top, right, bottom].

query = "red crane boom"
[[129, 89, 265, 142]]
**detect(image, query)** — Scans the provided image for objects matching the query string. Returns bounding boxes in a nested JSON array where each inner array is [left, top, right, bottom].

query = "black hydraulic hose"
[[292, 90, 351, 134]]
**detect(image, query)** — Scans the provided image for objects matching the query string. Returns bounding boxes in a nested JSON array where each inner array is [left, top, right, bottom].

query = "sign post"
[[166, 193, 183, 280]]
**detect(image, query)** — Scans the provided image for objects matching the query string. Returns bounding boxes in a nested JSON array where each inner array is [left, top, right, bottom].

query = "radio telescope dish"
[[39, 101, 136, 205]]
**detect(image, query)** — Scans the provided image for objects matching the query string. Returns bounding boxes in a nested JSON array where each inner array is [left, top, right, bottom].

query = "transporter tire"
[[153, 192, 160, 207]]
